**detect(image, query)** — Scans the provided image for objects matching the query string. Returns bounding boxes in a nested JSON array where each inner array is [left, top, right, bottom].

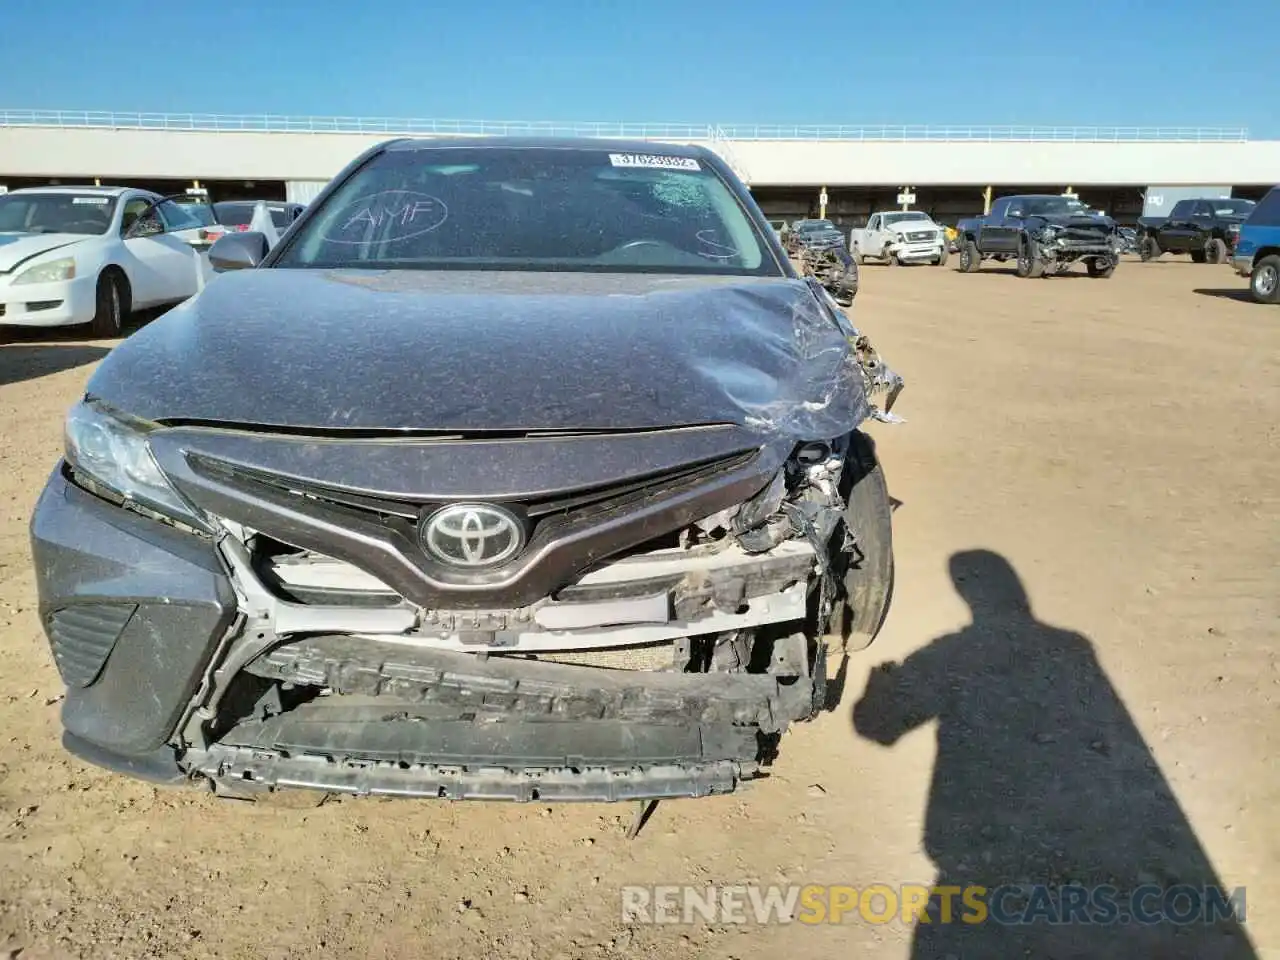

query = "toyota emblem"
[[421, 503, 523, 568]]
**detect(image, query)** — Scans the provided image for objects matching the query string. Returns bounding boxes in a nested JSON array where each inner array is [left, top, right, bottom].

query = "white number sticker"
[[608, 153, 700, 171], [72, 197, 110, 205]]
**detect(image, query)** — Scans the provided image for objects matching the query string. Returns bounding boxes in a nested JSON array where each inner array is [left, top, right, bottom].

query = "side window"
[[158, 200, 202, 231], [1169, 200, 1192, 219], [991, 199, 1010, 219], [1193, 201, 1212, 218], [120, 197, 153, 234], [1247, 187, 1280, 225], [868, 215, 880, 230]]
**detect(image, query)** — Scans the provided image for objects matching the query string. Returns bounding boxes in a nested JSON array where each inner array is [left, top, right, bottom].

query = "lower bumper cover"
[[1231, 254, 1253, 277], [30, 469, 237, 758], [31, 468, 822, 800], [1045, 240, 1117, 258]]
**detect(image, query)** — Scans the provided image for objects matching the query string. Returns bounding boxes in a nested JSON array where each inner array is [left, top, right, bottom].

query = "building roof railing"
[[0, 110, 1251, 143]]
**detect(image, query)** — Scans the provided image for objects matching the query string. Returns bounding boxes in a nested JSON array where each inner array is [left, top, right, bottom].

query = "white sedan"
[[0, 186, 211, 337]]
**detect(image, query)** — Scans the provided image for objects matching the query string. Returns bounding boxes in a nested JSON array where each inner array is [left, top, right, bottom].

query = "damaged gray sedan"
[[29, 138, 903, 802]]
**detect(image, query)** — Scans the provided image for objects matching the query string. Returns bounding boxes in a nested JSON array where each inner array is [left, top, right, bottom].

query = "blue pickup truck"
[[955, 194, 1121, 278], [1230, 186, 1280, 304]]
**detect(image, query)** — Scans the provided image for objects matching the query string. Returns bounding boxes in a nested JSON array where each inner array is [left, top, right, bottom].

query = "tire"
[[89, 271, 126, 339], [1205, 238, 1228, 265], [1140, 236, 1161, 261], [934, 247, 948, 267], [1251, 254, 1280, 304], [1190, 250, 1207, 264], [828, 431, 894, 651], [886, 249, 900, 266], [1016, 236, 1045, 278], [957, 239, 981, 273], [1086, 256, 1117, 278]]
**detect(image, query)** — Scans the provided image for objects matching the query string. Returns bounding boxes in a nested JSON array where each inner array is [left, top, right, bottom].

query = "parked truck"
[[1229, 185, 1280, 304], [849, 211, 948, 266], [1136, 197, 1256, 264], [954, 194, 1121, 278]]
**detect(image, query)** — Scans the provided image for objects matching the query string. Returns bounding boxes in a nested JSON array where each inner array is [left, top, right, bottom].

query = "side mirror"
[[209, 231, 268, 272], [126, 215, 164, 239]]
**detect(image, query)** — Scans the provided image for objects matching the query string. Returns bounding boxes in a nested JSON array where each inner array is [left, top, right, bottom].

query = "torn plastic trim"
[[220, 531, 817, 653], [194, 749, 749, 802]]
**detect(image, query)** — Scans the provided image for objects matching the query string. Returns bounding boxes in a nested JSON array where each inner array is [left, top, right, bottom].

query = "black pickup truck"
[[1136, 197, 1256, 263], [955, 195, 1121, 278]]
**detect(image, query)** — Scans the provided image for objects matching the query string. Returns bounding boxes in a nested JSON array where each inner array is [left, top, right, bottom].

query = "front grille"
[[47, 603, 137, 687], [190, 449, 758, 528], [1060, 227, 1109, 244], [906, 231, 936, 242]]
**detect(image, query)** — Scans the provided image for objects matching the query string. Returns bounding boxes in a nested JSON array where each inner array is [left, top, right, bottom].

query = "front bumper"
[[0, 274, 96, 327], [30, 460, 831, 801], [887, 240, 945, 261], [1040, 237, 1119, 259]]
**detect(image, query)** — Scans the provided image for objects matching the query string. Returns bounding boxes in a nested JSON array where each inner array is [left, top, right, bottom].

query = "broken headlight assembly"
[[1038, 224, 1061, 243], [64, 400, 203, 525]]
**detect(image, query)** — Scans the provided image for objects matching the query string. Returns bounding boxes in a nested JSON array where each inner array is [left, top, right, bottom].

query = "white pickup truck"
[[849, 211, 948, 266]]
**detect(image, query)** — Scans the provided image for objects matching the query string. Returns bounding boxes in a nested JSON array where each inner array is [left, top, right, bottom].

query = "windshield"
[[799, 220, 838, 233], [0, 192, 117, 235], [1021, 197, 1091, 216], [274, 147, 774, 275], [1210, 199, 1255, 217], [883, 212, 929, 226]]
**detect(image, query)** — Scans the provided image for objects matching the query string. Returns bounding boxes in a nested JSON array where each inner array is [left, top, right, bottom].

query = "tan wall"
[[2, 126, 1278, 188]]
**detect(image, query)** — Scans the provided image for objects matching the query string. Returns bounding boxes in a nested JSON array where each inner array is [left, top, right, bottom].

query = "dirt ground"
[[0, 259, 1276, 959]]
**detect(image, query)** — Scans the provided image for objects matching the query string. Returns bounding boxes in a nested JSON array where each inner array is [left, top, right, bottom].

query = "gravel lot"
[[1, 260, 1276, 959]]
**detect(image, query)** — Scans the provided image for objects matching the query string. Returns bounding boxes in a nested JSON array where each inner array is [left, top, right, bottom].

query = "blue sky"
[[1, 0, 1274, 134]]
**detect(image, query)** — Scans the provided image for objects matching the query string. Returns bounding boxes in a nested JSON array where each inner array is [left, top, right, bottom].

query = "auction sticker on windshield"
[[609, 154, 701, 171]]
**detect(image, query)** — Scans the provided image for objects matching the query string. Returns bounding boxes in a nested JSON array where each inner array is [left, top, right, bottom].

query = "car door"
[[1189, 201, 1215, 245], [859, 214, 880, 253], [120, 197, 204, 307], [1160, 200, 1195, 251], [981, 199, 1017, 253]]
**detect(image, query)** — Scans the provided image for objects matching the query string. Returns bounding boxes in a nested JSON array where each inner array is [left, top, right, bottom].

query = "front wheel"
[[89, 272, 126, 339], [1251, 254, 1280, 304], [1140, 237, 1161, 261], [934, 247, 948, 267], [957, 239, 981, 273], [1205, 238, 1228, 265], [828, 431, 893, 651], [1087, 256, 1117, 278], [1016, 237, 1045, 278]]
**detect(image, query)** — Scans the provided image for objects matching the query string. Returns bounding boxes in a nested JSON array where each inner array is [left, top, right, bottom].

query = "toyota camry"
[[30, 137, 903, 802]]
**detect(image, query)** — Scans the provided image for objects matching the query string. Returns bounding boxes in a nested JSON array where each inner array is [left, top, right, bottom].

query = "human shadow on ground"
[[853, 549, 1255, 959]]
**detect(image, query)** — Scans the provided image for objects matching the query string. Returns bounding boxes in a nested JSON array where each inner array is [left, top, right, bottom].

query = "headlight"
[[14, 256, 76, 285], [1039, 225, 1060, 241], [64, 400, 201, 523]]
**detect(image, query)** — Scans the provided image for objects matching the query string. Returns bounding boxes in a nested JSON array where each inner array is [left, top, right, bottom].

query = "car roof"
[[380, 135, 713, 160], [6, 185, 147, 198]]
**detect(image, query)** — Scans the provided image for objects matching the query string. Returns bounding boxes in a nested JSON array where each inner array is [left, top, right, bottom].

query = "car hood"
[[886, 222, 939, 235], [0, 233, 90, 273], [1032, 213, 1115, 229], [89, 269, 870, 440]]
